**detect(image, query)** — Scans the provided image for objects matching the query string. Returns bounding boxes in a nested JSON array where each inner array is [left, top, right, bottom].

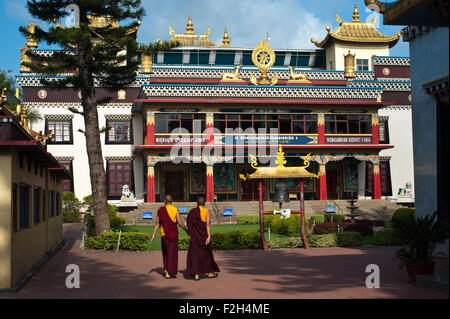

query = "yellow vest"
[[199, 206, 208, 223], [160, 204, 178, 237]]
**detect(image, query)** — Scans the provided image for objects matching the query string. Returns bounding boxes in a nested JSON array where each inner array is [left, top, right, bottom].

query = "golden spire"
[[352, 3, 360, 22], [26, 21, 39, 49], [185, 15, 195, 35], [275, 145, 287, 167], [222, 26, 230, 46]]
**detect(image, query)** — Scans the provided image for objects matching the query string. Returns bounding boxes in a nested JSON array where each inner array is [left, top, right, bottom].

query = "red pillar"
[[372, 114, 379, 145], [372, 163, 382, 200], [300, 180, 309, 249], [146, 113, 155, 145], [146, 166, 155, 203], [206, 165, 215, 202], [259, 180, 268, 251], [318, 114, 325, 144], [319, 164, 327, 200]]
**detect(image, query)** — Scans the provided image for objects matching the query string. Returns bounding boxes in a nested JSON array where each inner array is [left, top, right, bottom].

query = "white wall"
[[379, 107, 415, 199], [327, 43, 390, 70], [29, 104, 135, 201]]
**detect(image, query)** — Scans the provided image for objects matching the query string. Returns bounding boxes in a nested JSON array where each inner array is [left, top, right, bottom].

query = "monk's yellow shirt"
[[160, 204, 178, 237], [199, 206, 208, 223]]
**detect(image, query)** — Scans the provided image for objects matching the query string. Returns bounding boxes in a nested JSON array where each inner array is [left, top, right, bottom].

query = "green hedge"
[[268, 236, 304, 249], [391, 208, 415, 228], [87, 204, 125, 229], [178, 231, 260, 250], [374, 228, 405, 245], [237, 215, 259, 225], [336, 231, 362, 247], [309, 234, 338, 248], [264, 214, 309, 235], [85, 231, 149, 251], [310, 214, 325, 224]]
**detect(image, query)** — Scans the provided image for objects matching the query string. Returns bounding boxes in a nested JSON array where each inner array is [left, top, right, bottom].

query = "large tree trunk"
[[83, 96, 111, 235], [78, 43, 110, 236]]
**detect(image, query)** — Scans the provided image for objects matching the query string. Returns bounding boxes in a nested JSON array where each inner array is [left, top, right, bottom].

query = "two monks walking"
[[151, 195, 220, 280]]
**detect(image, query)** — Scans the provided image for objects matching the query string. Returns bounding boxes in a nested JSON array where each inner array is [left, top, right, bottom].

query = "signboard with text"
[[325, 136, 372, 144]]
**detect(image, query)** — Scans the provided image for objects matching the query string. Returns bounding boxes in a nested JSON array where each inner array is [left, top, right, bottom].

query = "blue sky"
[[0, 0, 408, 78]]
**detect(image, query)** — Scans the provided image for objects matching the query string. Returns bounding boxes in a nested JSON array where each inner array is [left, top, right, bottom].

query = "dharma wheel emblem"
[[250, 40, 278, 85]]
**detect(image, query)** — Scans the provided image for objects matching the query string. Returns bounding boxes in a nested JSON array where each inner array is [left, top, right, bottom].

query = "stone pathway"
[[0, 223, 447, 299]]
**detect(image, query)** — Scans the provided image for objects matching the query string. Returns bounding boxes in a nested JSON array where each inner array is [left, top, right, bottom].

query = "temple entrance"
[[241, 178, 259, 201], [326, 162, 341, 200], [163, 171, 184, 201]]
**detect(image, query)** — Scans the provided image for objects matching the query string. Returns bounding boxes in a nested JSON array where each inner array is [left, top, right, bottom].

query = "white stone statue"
[[121, 184, 136, 202], [397, 182, 413, 198]]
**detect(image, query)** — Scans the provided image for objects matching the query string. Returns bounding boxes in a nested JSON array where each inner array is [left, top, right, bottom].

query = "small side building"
[[0, 89, 70, 290]]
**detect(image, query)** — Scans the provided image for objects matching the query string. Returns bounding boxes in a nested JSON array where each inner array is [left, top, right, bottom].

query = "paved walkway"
[[1, 223, 447, 299]]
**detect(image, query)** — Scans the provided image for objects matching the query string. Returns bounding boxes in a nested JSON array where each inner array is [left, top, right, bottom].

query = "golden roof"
[[169, 15, 230, 47], [240, 146, 319, 180], [311, 3, 401, 48]]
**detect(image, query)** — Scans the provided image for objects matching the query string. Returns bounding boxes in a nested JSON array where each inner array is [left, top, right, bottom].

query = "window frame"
[[19, 184, 30, 230], [379, 119, 390, 144], [105, 119, 134, 144], [155, 113, 206, 134], [325, 114, 372, 134], [60, 162, 74, 193], [106, 161, 134, 199], [356, 59, 369, 71], [34, 187, 41, 225], [45, 119, 73, 144]]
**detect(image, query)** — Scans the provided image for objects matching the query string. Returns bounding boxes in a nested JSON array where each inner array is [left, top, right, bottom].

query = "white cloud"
[[139, 0, 331, 50]]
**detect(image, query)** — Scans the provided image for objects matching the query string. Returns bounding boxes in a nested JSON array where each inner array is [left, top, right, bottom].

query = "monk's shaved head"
[[164, 195, 173, 204], [197, 197, 205, 206]]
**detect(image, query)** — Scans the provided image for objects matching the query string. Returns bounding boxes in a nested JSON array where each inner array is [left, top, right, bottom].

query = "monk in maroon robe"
[[186, 197, 220, 280], [151, 195, 188, 279]]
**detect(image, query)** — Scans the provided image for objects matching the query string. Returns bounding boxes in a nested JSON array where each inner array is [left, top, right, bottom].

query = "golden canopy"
[[240, 145, 319, 180]]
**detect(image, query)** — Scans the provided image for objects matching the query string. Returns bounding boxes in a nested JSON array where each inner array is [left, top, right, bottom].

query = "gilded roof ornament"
[[311, 3, 401, 48], [250, 40, 277, 85], [222, 26, 231, 47], [168, 15, 226, 47]]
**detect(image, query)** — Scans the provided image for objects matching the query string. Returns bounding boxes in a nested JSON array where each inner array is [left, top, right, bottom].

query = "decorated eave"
[[0, 90, 71, 179], [240, 146, 319, 180], [311, 4, 402, 48]]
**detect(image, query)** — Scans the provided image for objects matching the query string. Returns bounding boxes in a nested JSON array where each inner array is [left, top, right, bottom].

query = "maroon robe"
[[157, 206, 179, 275], [186, 207, 220, 276]]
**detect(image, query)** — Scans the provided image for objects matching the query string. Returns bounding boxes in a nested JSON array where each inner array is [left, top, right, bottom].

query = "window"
[[108, 162, 132, 197], [155, 114, 205, 133], [42, 190, 46, 222], [34, 188, 40, 224], [61, 162, 73, 193], [365, 161, 392, 196], [213, 114, 318, 134], [50, 190, 55, 217], [19, 185, 30, 230], [325, 114, 372, 134], [56, 192, 61, 216], [356, 59, 369, 71], [106, 120, 132, 143], [379, 119, 390, 144], [46, 119, 73, 143]]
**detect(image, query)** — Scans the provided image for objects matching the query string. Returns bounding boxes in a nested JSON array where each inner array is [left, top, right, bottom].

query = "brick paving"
[[0, 223, 447, 299]]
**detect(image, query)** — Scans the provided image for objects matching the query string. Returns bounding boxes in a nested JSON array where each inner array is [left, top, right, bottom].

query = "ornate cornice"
[[105, 114, 132, 121], [140, 84, 384, 100], [45, 114, 74, 120], [54, 156, 74, 162], [372, 56, 410, 66], [105, 156, 134, 162], [350, 80, 411, 91], [380, 105, 411, 110], [23, 102, 132, 109]]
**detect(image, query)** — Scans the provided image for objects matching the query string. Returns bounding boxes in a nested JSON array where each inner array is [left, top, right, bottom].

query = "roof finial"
[[222, 26, 230, 46], [186, 14, 195, 35], [352, 3, 360, 22]]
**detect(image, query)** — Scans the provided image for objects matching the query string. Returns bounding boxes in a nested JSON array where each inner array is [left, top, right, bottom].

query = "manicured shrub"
[[313, 222, 339, 234], [267, 236, 304, 249], [337, 231, 362, 247], [269, 214, 309, 235], [309, 234, 338, 248], [263, 214, 274, 231], [343, 222, 373, 236], [391, 208, 415, 228], [85, 231, 149, 251], [309, 214, 325, 224], [324, 214, 345, 222], [237, 215, 259, 225], [110, 216, 126, 229], [179, 231, 260, 250], [374, 228, 405, 245]]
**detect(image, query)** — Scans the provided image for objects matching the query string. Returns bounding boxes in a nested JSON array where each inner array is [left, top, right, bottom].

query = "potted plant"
[[392, 211, 448, 284]]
